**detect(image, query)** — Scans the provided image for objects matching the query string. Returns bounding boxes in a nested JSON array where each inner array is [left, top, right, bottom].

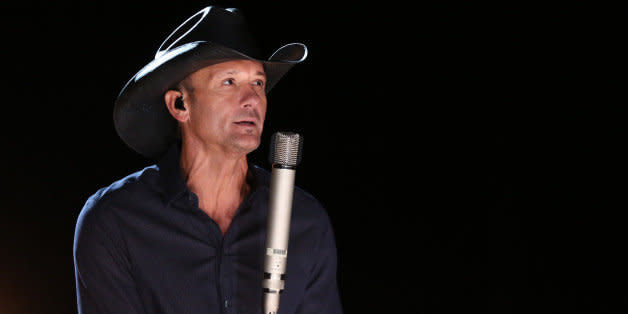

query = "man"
[[73, 6, 342, 314]]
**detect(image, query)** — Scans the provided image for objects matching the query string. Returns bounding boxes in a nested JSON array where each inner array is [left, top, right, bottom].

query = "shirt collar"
[[156, 140, 188, 205], [155, 140, 268, 205]]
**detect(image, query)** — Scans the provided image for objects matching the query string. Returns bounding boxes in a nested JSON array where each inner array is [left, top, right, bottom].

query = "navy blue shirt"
[[73, 142, 342, 314]]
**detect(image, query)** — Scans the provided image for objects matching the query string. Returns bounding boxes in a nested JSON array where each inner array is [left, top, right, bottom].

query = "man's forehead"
[[198, 60, 265, 77]]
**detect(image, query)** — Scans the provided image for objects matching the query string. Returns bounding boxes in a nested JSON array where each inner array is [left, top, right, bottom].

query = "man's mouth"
[[234, 120, 256, 126]]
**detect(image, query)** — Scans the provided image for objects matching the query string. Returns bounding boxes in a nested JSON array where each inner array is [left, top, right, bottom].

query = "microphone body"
[[262, 132, 303, 314]]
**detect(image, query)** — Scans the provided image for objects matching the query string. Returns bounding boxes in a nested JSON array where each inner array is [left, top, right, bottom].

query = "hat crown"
[[156, 6, 261, 60]]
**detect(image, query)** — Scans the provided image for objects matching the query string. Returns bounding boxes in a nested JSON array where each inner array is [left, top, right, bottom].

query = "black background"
[[1, 1, 627, 313]]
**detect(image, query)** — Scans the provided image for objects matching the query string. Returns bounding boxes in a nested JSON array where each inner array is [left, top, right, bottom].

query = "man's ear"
[[164, 89, 189, 123]]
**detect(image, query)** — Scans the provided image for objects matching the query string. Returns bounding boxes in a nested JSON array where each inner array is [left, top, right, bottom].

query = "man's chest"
[[115, 202, 311, 313]]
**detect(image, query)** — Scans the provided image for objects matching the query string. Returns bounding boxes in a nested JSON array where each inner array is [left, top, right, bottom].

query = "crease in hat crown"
[[113, 5, 309, 159], [155, 7, 211, 59]]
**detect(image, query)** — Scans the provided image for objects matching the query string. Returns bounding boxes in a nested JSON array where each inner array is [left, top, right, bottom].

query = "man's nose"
[[240, 85, 264, 108]]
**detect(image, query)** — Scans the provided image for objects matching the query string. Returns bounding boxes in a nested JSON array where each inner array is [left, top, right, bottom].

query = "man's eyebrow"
[[222, 70, 266, 77]]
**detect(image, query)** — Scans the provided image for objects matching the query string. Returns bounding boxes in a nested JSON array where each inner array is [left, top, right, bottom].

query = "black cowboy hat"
[[113, 6, 308, 159]]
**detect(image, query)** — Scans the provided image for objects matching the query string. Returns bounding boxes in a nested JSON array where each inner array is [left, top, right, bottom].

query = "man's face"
[[182, 59, 267, 155]]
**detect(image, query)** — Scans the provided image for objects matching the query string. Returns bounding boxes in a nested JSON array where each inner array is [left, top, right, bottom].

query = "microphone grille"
[[269, 132, 303, 167]]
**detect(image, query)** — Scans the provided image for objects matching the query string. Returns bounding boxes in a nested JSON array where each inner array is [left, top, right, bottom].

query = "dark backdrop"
[[1, 1, 626, 313]]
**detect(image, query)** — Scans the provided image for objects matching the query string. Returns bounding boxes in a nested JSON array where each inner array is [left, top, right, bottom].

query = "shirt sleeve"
[[296, 213, 344, 313], [73, 197, 146, 314]]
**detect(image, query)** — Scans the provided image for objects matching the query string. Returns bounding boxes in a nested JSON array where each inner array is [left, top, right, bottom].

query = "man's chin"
[[230, 134, 261, 154]]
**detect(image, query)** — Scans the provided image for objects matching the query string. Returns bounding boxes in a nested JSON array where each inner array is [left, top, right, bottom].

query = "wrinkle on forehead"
[[224, 69, 266, 77]]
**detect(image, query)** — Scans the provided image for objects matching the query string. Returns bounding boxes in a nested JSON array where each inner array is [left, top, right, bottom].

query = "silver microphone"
[[262, 132, 304, 314]]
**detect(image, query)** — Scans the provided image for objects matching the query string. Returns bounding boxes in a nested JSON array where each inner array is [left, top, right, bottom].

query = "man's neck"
[[179, 139, 250, 233]]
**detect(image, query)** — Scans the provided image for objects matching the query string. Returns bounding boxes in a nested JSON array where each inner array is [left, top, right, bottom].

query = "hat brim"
[[113, 42, 307, 159]]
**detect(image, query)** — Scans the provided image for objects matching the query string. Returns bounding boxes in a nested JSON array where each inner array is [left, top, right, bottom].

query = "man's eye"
[[253, 80, 265, 87], [222, 78, 235, 86]]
